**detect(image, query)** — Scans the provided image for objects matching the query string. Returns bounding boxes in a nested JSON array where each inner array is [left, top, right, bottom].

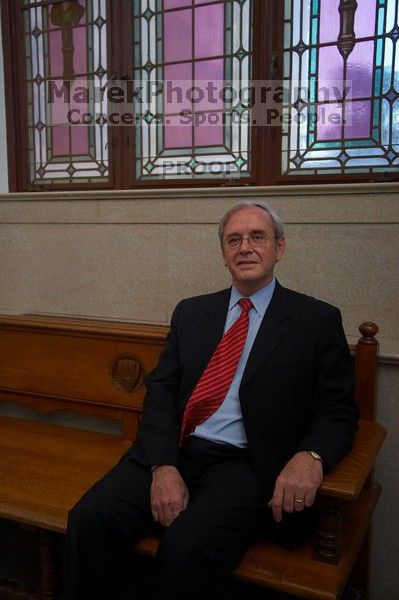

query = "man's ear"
[[276, 237, 286, 262]]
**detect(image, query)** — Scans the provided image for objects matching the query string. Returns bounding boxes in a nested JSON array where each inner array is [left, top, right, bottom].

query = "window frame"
[[1, 0, 398, 192]]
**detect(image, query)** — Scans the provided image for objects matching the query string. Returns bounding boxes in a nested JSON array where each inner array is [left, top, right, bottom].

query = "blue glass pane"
[[282, 0, 399, 175]]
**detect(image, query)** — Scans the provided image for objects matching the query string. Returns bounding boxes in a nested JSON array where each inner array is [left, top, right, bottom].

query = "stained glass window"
[[283, 0, 399, 175], [23, 0, 109, 186], [133, 0, 253, 179], [3, 0, 399, 190]]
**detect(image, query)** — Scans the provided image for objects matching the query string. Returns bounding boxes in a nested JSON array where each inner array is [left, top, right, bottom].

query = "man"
[[65, 201, 358, 600]]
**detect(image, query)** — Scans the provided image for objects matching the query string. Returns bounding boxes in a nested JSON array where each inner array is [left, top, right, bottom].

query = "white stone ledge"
[[1, 181, 399, 201], [0, 183, 398, 224]]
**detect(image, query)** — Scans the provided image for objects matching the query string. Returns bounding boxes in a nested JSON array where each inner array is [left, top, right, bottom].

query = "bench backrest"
[[0, 315, 168, 439], [0, 315, 379, 438]]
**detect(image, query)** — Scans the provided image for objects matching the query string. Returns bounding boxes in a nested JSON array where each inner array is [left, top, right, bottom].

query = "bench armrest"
[[320, 419, 387, 501]]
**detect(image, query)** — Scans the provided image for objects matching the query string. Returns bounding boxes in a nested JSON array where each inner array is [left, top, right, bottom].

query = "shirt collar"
[[229, 278, 276, 317]]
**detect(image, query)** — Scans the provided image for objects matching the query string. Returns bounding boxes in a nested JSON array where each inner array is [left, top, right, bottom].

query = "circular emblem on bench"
[[111, 354, 144, 393]]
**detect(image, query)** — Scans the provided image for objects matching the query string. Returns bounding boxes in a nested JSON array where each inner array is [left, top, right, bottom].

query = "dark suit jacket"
[[132, 281, 358, 495]]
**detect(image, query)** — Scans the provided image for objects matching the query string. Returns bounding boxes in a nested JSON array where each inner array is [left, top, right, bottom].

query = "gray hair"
[[218, 200, 285, 245]]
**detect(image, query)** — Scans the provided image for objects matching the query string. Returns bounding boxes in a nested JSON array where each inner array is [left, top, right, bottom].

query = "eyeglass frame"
[[222, 231, 272, 249]]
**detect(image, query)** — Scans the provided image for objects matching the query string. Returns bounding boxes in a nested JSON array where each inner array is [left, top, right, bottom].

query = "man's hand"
[[268, 451, 323, 522], [150, 465, 189, 527]]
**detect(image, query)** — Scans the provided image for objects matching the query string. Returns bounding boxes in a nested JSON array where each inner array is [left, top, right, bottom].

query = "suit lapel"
[[196, 288, 231, 373], [240, 282, 291, 388]]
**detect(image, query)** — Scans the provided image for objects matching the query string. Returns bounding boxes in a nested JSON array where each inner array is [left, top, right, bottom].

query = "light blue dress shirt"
[[193, 278, 276, 447]]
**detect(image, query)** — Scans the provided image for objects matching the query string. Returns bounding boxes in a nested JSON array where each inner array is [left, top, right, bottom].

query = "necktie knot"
[[238, 298, 252, 314]]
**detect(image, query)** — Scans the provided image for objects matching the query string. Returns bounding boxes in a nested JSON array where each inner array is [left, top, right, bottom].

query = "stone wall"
[[0, 183, 398, 598]]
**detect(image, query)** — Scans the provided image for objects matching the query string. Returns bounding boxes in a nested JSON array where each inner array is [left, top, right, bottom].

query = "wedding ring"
[[294, 499, 304, 504]]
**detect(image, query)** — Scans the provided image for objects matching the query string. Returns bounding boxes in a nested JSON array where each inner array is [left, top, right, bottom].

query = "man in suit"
[[65, 201, 358, 600]]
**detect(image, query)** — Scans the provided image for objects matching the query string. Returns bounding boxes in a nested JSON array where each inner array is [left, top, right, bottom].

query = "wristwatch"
[[306, 450, 323, 464]]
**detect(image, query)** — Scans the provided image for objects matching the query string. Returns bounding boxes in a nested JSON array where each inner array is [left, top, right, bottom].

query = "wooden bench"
[[0, 314, 386, 600]]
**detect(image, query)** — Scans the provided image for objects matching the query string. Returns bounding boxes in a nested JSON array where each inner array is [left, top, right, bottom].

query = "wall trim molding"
[[1, 184, 398, 225], [1, 181, 399, 202]]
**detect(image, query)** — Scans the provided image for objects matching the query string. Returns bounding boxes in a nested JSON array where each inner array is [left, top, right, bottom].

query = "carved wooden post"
[[316, 496, 343, 563], [355, 322, 379, 421], [345, 322, 379, 599], [50, 1, 85, 80]]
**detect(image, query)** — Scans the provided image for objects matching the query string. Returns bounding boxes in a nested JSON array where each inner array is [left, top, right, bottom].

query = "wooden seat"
[[0, 315, 386, 600]]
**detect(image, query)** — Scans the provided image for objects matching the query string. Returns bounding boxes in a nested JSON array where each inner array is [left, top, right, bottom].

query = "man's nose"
[[239, 237, 253, 252]]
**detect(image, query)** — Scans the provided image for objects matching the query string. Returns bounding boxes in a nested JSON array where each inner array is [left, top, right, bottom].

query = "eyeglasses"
[[223, 233, 270, 249]]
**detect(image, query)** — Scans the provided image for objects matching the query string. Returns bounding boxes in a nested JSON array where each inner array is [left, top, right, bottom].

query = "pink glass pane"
[[164, 115, 192, 148], [344, 101, 371, 138], [50, 78, 89, 125], [164, 63, 192, 114], [164, 10, 192, 62], [316, 104, 343, 141], [194, 113, 223, 146], [49, 29, 63, 77], [354, 0, 377, 38], [319, 0, 340, 44], [346, 41, 374, 99], [318, 46, 343, 100], [194, 59, 224, 110], [73, 26, 87, 75], [52, 125, 70, 155], [194, 4, 224, 58], [163, 0, 192, 8], [52, 125, 89, 156], [71, 124, 89, 154]]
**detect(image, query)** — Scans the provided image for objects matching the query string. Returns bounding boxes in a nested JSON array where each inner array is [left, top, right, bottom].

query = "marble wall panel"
[[277, 223, 399, 340], [371, 365, 399, 600], [0, 224, 168, 323]]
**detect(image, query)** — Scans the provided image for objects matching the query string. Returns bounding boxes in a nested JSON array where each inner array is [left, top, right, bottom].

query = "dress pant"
[[64, 437, 273, 600]]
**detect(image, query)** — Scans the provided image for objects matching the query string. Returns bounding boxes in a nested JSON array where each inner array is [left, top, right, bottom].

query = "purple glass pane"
[[194, 4, 224, 59], [318, 46, 343, 98], [73, 26, 87, 75], [164, 115, 192, 148], [319, 0, 340, 44], [194, 113, 223, 146], [344, 100, 371, 138], [316, 103, 343, 141], [346, 41, 374, 99], [194, 59, 224, 110], [49, 29, 63, 77], [354, 0, 377, 38], [164, 9, 192, 62], [163, 0, 191, 9], [164, 63, 192, 114]]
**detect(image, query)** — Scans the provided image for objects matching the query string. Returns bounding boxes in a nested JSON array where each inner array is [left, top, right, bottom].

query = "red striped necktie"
[[179, 298, 253, 445]]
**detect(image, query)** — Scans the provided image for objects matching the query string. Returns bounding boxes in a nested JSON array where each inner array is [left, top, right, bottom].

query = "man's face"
[[221, 207, 285, 296]]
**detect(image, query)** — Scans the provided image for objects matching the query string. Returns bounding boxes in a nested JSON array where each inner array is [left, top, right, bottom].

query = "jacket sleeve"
[[132, 302, 183, 467], [294, 307, 359, 470]]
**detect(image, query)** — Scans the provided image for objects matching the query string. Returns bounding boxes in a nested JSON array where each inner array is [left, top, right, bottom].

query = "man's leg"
[[156, 438, 271, 600], [64, 452, 158, 600]]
